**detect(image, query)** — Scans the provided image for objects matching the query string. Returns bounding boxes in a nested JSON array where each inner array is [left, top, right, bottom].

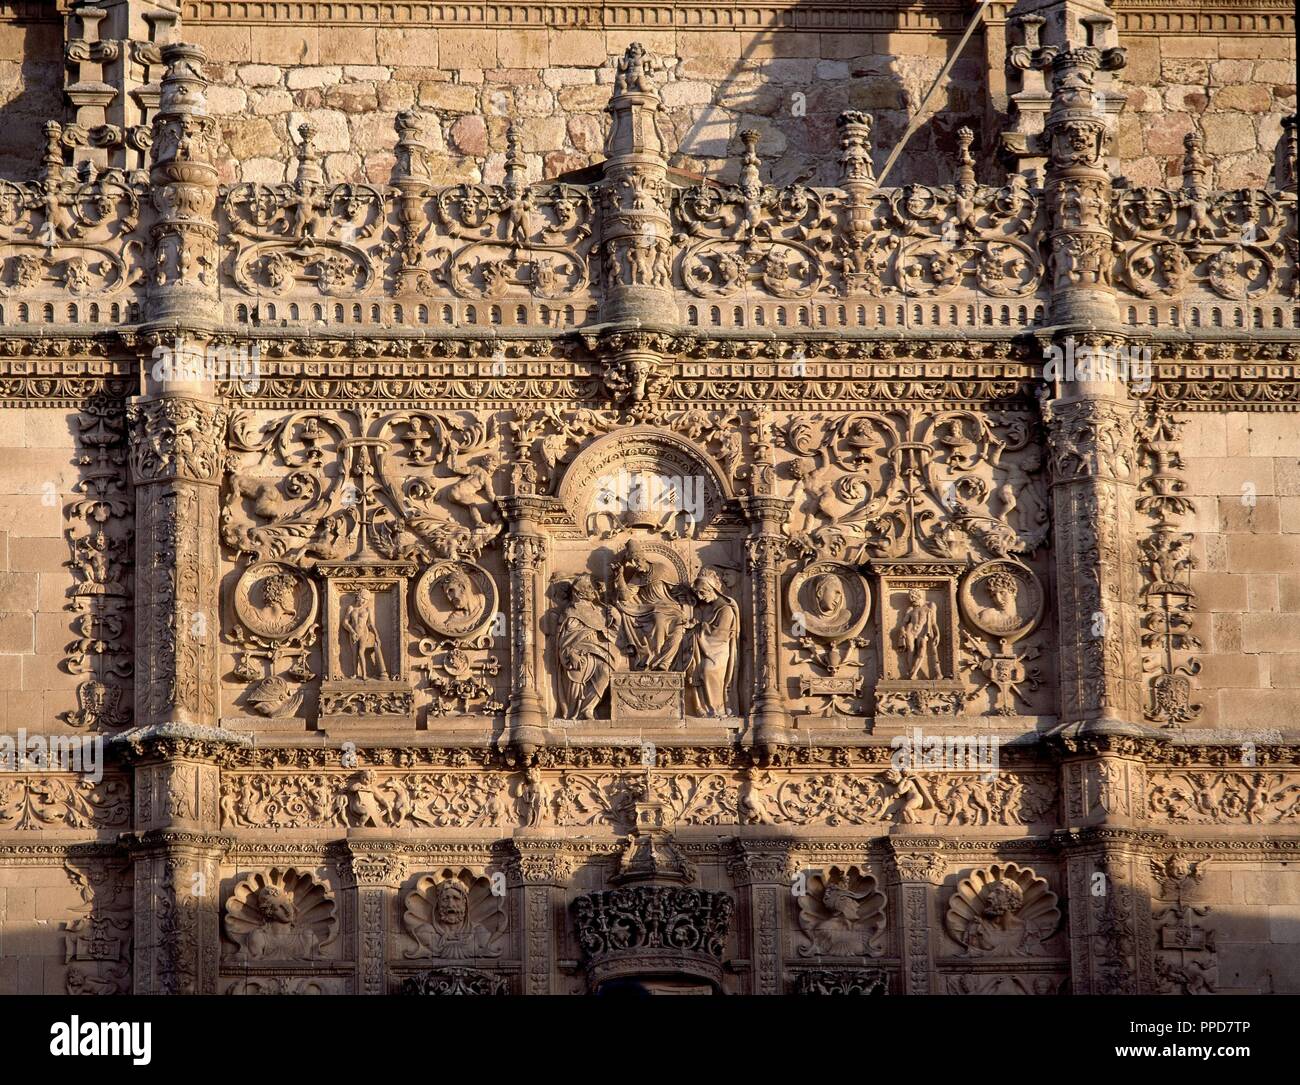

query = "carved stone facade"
[[0, 1, 1297, 996]]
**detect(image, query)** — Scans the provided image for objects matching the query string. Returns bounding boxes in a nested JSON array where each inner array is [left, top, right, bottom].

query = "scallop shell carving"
[[403, 867, 508, 959], [944, 862, 1060, 957], [223, 867, 337, 960], [796, 865, 887, 957]]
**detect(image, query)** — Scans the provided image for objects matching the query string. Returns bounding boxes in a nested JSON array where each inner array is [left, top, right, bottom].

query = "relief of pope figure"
[[612, 552, 691, 671]]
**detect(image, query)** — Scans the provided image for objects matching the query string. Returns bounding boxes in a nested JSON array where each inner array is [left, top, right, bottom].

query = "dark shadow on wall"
[[668, 15, 1002, 190], [0, 15, 68, 182]]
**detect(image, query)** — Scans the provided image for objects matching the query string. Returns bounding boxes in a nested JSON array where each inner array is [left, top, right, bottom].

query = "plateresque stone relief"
[[0, 0, 1297, 997]]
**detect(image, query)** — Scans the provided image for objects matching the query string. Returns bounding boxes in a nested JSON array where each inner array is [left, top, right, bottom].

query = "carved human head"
[[981, 878, 1024, 919], [693, 568, 723, 602], [986, 572, 1018, 608], [790, 456, 817, 480], [441, 566, 473, 612], [814, 574, 844, 614], [907, 588, 926, 607], [263, 571, 298, 616], [570, 573, 599, 602], [433, 880, 469, 929]]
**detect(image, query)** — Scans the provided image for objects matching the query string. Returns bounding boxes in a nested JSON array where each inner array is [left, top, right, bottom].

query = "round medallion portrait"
[[233, 562, 317, 641], [786, 561, 871, 642], [414, 560, 497, 640]]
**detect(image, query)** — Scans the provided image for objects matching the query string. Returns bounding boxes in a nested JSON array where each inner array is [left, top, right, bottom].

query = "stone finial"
[[40, 121, 65, 184], [738, 129, 762, 193], [612, 41, 658, 97], [157, 41, 209, 118], [294, 122, 322, 189], [1182, 131, 1209, 197], [955, 126, 976, 192], [1276, 114, 1297, 193], [393, 109, 430, 182], [837, 111, 875, 188], [504, 124, 527, 192], [604, 41, 664, 160]]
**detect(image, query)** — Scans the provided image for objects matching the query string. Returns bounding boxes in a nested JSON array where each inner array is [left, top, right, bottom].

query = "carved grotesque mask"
[[981, 880, 1024, 921], [434, 882, 469, 929]]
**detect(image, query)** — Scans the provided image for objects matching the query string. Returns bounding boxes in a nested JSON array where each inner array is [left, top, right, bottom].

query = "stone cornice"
[[175, 0, 1294, 35]]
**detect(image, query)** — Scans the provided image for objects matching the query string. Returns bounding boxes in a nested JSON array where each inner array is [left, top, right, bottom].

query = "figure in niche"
[[687, 569, 740, 717], [898, 588, 940, 680], [521, 765, 548, 828], [976, 572, 1023, 635], [403, 873, 507, 960], [555, 574, 617, 719], [612, 550, 690, 671], [342, 589, 387, 680]]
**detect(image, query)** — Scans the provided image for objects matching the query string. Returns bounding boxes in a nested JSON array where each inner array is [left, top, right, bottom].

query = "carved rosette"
[[572, 885, 734, 992]]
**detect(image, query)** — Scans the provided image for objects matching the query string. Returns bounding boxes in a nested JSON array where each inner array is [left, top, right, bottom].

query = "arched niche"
[[555, 427, 737, 538]]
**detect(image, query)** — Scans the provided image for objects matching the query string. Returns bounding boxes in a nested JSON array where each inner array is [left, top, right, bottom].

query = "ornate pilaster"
[[887, 843, 947, 995], [128, 395, 227, 727], [339, 842, 406, 996], [836, 111, 880, 294], [599, 42, 673, 325], [1042, 394, 1145, 733], [726, 839, 793, 995], [1039, 44, 1126, 327], [63, 0, 178, 175], [1036, 34, 1145, 740], [120, 731, 229, 996], [508, 840, 573, 995], [500, 496, 550, 757], [1003, 0, 1126, 182], [1057, 829, 1154, 994], [392, 109, 432, 295], [741, 493, 794, 755], [128, 831, 225, 994]]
